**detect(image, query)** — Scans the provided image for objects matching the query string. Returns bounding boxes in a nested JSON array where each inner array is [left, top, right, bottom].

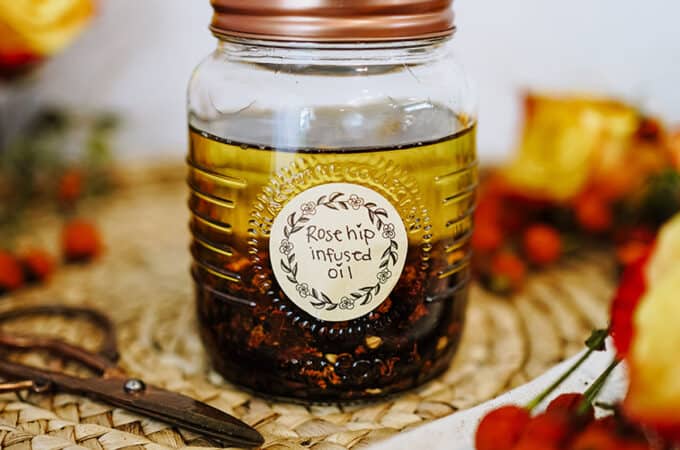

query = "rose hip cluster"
[[476, 394, 658, 450], [0, 219, 102, 295], [471, 169, 660, 295], [472, 176, 567, 294]]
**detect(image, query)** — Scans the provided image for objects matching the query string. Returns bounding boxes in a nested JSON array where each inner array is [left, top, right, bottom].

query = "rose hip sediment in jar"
[[188, 0, 477, 402]]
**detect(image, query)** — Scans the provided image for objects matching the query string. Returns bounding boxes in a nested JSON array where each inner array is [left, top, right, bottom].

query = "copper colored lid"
[[210, 0, 455, 42]]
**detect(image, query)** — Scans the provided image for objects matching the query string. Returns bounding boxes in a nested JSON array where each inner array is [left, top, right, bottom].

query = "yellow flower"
[[503, 93, 640, 201], [625, 265, 680, 425], [0, 0, 94, 57], [646, 212, 680, 285], [625, 213, 680, 426]]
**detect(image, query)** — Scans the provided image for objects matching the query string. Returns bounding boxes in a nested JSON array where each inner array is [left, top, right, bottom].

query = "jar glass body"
[[187, 36, 477, 402]]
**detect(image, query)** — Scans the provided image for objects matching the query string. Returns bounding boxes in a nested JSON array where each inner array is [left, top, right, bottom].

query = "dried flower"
[[279, 239, 294, 255], [296, 283, 310, 298], [377, 269, 392, 284], [382, 223, 396, 239], [348, 194, 364, 210], [300, 202, 317, 216], [338, 296, 355, 310]]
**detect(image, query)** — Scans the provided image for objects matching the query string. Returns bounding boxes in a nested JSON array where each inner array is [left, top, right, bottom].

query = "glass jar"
[[188, 0, 477, 402]]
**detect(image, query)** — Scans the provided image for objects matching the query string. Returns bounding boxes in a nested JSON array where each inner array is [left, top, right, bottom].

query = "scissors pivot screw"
[[123, 378, 146, 394], [33, 378, 52, 393]]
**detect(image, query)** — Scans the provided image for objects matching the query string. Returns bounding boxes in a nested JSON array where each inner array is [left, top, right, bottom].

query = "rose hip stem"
[[525, 329, 609, 411], [578, 358, 621, 415]]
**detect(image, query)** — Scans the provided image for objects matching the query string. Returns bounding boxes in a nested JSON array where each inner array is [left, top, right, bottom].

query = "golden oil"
[[188, 122, 477, 401]]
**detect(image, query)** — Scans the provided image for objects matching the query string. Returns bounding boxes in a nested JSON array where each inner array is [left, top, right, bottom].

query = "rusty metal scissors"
[[0, 305, 263, 448]]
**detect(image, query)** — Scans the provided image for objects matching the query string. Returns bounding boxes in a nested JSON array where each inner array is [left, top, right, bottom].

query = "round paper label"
[[269, 183, 408, 322]]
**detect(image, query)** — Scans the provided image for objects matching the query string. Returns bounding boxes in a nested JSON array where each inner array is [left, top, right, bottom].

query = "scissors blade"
[[89, 378, 264, 447], [0, 360, 263, 448], [95, 378, 265, 448]]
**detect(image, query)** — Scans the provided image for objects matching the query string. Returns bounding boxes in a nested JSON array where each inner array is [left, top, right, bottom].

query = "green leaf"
[[639, 169, 680, 225], [585, 329, 609, 352]]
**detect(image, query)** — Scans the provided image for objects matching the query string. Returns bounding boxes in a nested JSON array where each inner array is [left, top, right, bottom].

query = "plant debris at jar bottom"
[[189, 126, 476, 402]]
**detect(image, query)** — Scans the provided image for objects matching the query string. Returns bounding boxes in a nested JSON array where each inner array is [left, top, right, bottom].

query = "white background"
[[27, 0, 680, 162]]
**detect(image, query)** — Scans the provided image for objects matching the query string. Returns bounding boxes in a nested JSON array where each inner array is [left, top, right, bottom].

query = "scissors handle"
[[0, 333, 121, 375], [0, 305, 264, 448], [0, 305, 119, 362]]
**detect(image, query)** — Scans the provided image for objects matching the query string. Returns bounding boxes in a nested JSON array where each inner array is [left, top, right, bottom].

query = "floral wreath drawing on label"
[[269, 183, 408, 322]]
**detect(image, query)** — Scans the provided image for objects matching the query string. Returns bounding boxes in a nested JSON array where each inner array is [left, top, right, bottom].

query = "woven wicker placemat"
[[0, 168, 615, 450]]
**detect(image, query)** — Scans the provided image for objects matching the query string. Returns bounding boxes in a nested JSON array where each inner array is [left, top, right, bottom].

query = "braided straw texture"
[[0, 168, 615, 450]]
